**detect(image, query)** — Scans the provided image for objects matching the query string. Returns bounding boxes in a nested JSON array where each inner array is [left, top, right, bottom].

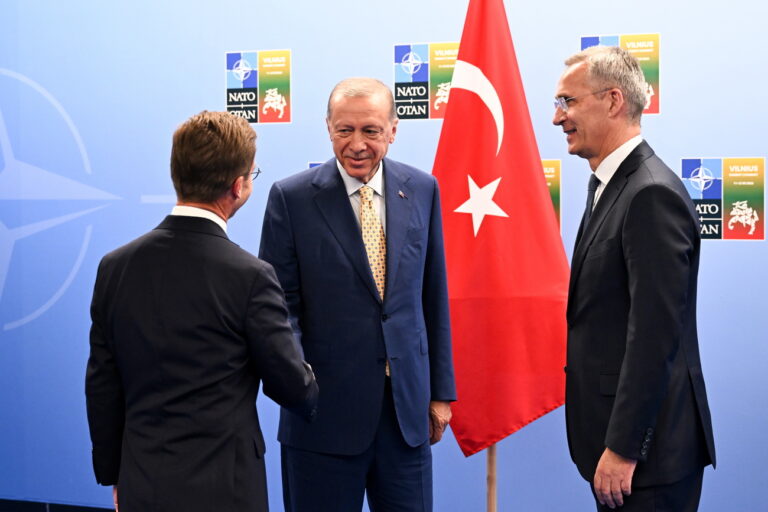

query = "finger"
[[611, 480, 624, 507], [600, 479, 617, 509], [593, 477, 606, 506], [621, 476, 632, 497]]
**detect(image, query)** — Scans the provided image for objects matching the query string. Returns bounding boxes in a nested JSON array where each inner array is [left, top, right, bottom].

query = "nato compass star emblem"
[[400, 51, 423, 76], [0, 69, 119, 331], [689, 166, 715, 192], [231, 58, 254, 82]]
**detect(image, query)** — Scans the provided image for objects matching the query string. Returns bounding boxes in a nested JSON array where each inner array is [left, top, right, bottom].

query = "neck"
[[588, 125, 641, 171], [176, 201, 229, 222]]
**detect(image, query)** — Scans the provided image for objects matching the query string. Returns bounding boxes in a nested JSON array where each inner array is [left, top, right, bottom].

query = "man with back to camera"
[[553, 46, 716, 510], [85, 110, 318, 512], [259, 77, 456, 512]]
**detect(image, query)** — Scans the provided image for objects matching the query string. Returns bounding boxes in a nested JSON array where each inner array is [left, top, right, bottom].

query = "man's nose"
[[552, 107, 566, 126], [349, 131, 367, 151]]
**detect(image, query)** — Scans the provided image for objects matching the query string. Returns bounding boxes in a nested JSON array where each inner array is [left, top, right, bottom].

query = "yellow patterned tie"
[[360, 185, 386, 300]]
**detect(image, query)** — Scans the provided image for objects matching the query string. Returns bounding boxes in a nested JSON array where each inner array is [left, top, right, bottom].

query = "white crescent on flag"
[[450, 60, 504, 156]]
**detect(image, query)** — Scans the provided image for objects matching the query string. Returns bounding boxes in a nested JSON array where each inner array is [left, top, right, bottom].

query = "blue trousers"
[[281, 379, 433, 512]]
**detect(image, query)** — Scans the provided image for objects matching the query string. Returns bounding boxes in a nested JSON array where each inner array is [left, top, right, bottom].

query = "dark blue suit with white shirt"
[[259, 157, 455, 511]]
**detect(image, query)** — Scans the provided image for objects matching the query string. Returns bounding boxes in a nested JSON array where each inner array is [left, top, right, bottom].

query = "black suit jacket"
[[86, 215, 317, 512], [566, 141, 715, 487]]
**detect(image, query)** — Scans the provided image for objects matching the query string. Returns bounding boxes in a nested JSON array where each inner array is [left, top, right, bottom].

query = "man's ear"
[[607, 88, 625, 118], [231, 175, 245, 200]]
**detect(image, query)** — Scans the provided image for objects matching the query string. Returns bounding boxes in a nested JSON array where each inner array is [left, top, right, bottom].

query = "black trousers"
[[593, 468, 704, 512]]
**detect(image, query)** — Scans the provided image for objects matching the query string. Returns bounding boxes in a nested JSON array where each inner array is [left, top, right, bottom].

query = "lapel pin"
[[398, 190, 407, 199]]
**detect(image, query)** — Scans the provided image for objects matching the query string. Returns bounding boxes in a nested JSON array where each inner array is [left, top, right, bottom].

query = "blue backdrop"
[[1, 1, 765, 510]]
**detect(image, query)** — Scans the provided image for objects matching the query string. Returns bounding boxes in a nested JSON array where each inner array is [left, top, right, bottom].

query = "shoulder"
[[385, 158, 436, 187], [271, 159, 335, 195], [632, 155, 691, 205], [98, 229, 157, 269]]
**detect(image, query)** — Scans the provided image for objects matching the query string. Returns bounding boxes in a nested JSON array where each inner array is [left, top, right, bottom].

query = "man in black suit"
[[85, 111, 317, 512], [553, 47, 715, 511]]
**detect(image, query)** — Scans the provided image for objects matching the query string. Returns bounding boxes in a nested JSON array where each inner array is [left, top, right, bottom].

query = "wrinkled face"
[[552, 62, 611, 166], [327, 92, 397, 183]]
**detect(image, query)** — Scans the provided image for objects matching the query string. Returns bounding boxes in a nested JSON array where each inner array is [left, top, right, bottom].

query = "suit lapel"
[[568, 141, 655, 316], [312, 160, 382, 303], [382, 159, 414, 298]]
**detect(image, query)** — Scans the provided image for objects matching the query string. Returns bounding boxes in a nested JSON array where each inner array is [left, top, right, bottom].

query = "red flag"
[[432, 0, 570, 456]]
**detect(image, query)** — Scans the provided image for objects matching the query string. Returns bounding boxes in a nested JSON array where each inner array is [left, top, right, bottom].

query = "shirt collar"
[[336, 160, 385, 197], [594, 135, 643, 187], [171, 205, 228, 233]]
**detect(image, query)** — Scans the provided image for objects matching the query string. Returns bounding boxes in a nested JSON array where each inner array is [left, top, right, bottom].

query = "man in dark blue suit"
[[259, 78, 456, 512], [553, 47, 715, 511], [86, 111, 317, 512]]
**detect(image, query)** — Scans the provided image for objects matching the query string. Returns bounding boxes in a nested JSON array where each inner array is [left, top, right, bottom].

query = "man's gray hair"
[[565, 46, 648, 122], [326, 77, 397, 121]]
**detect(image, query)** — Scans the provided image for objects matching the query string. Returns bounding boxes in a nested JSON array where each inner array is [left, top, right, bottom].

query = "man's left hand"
[[428, 401, 452, 445], [593, 447, 637, 509]]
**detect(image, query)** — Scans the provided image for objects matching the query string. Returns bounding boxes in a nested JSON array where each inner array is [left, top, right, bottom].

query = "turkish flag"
[[432, 0, 570, 456]]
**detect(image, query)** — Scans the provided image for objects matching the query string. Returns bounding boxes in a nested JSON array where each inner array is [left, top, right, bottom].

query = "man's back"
[[87, 215, 316, 512]]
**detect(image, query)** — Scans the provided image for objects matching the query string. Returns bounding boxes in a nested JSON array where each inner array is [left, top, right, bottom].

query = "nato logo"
[[682, 158, 723, 239], [227, 52, 259, 122], [394, 44, 430, 119], [0, 69, 118, 330]]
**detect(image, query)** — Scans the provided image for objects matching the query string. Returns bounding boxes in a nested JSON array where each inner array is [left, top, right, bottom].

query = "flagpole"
[[487, 444, 497, 512]]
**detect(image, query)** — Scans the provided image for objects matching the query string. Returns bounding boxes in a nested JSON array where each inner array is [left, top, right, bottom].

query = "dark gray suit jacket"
[[566, 141, 716, 487], [86, 215, 317, 512]]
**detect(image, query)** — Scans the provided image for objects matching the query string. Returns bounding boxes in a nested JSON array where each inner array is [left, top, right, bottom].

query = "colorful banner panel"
[[394, 42, 458, 120], [541, 159, 561, 227], [581, 34, 660, 115], [226, 49, 291, 123], [682, 157, 765, 240]]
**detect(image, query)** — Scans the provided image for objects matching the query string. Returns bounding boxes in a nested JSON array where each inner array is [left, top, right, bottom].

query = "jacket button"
[[382, 314, 389, 321], [563, 366, 568, 373]]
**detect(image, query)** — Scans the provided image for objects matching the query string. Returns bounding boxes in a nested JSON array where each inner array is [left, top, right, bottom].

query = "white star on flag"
[[454, 175, 509, 236]]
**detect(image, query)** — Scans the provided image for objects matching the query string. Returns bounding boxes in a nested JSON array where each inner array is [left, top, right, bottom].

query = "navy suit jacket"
[[259, 158, 456, 455], [86, 216, 317, 512], [566, 142, 716, 487]]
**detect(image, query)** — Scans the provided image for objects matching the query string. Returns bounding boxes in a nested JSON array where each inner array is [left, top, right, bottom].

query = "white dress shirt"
[[171, 205, 228, 234], [336, 160, 387, 233]]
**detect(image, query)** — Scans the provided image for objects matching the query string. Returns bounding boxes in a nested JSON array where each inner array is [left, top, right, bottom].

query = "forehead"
[[328, 93, 391, 124], [556, 62, 589, 94]]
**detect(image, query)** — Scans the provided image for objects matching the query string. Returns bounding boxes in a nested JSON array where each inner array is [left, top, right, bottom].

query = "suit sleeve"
[[605, 184, 698, 460], [259, 182, 303, 354], [423, 177, 457, 401], [246, 260, 318, 420], [84, 260, 125, 485]]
